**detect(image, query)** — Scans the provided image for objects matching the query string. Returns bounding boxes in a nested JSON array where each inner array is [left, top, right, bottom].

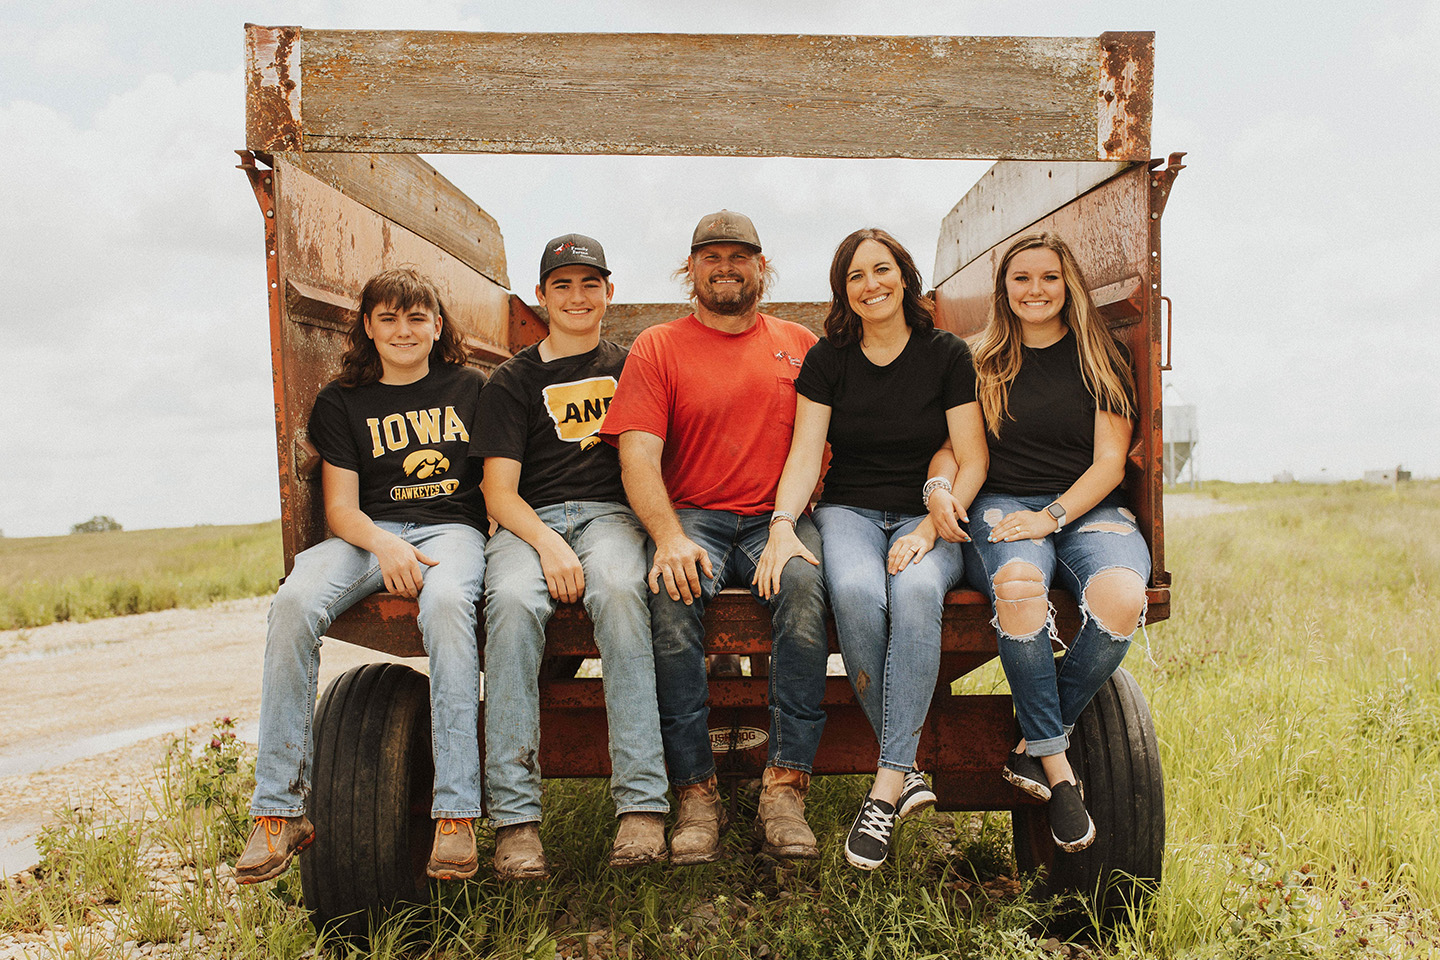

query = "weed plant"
[[2, 484, 1438, 957], [0, 521, 282, 628]]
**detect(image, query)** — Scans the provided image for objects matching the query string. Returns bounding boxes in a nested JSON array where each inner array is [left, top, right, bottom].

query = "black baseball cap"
[[539, 233, 611, 285]]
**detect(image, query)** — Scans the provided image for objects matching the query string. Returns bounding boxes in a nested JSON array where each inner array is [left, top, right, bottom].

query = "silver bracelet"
[[921, 477, 952, 509], [769, 510, 797, 529]]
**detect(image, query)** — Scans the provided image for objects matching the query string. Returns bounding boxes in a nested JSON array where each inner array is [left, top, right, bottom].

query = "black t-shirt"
[[307, 363, 488, 530], [796, 327, 977, 515], [471, 340, 627, 509], [982, 329, 1132, 496]]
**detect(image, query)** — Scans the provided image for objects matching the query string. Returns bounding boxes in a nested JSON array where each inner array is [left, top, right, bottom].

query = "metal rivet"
[[269, 249, 276, 256], [1151, 180, 1158, 187], [264, 177, 272, 185], [1150, 212, 1159, 219], [266, 209, 274, 218], [271, 282, 278, 289]]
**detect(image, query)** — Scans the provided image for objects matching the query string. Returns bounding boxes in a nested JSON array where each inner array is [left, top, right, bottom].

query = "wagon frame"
[[239, 25, 1182, 934]]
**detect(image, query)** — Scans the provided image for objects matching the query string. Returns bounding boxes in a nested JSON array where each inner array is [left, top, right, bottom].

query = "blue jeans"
[[813, 505, 965, 773], [964, 492, 1150, 758], [649, 510, 830, 785], [251, 522, 486, 818], [482, 501, 669, 827]]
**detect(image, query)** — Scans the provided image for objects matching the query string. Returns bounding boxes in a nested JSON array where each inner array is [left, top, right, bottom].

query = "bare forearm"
[[1055, 457, 1126, 520], [622, 457, 684, 544], [482, 486, 562, 552], [325, 504, 393, 554]]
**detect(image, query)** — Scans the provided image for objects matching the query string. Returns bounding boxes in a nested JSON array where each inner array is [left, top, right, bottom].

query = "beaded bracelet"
[[921, 476, 953, 509]]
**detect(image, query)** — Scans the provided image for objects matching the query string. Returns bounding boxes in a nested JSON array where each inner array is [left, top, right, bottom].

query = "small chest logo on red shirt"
[[773, 350, 802, 370]]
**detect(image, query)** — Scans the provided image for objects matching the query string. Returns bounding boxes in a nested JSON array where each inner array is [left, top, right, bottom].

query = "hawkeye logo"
[[391, 449, 458, 501], [542, 376, 617, 451]]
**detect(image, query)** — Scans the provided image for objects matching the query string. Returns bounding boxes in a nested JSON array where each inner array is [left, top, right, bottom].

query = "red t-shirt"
[[602, 313, 817, 515]]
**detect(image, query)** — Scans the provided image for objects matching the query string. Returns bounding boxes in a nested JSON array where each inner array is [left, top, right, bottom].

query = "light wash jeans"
[[813, 504, 965, 772], [250, 522, 486, 819], [963, 492, 1150, 758], [649, 509, 830, 785], [482, 501, 668, 827]]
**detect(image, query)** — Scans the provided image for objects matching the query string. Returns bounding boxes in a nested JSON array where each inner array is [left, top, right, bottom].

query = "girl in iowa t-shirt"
[[238, 268, 488, 884]]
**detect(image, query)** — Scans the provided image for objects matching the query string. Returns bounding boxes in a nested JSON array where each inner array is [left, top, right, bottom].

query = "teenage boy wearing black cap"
[[475, 234, 671, 879]]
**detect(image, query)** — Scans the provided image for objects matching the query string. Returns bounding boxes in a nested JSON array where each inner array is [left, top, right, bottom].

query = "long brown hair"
[[973, 233, 1135, 437], [337, 267, 468, 387], [824, 228, 934, 347]]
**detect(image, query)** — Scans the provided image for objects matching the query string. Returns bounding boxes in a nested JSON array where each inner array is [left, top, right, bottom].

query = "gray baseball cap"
[[690, 210, 762, 252], [539, 233, 611, 285]]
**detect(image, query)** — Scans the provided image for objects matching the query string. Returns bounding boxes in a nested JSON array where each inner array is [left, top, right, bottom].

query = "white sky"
[[1, 1, 1437, 537]]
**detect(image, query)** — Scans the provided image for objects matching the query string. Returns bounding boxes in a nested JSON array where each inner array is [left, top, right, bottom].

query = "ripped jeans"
[[963, 492, 1150, 758]]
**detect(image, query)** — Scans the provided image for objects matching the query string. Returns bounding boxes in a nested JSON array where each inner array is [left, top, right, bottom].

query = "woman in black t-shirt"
[[938, 232, 1150, 854], [238, 268, 488, 885], [755, 228, 988, 870]]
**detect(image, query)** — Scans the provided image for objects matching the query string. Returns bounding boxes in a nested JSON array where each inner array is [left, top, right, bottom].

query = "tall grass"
[[2, 484, 1438, 957], [0, 521, 282, 628]]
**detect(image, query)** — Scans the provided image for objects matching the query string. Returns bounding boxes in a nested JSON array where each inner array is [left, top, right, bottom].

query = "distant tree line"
[[71, 515, 123, 534]]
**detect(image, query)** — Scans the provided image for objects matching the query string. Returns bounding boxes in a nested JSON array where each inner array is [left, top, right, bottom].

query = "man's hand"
[[649, 533, 714, 604], [537, 531, 586, 603], [373, 532, 438, 598]]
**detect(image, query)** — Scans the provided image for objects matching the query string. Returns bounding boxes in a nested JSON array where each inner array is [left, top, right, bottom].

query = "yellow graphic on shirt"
[[366, 406, 469, 459], [390, 448, 458, 501], [542, 376, 617, 452]]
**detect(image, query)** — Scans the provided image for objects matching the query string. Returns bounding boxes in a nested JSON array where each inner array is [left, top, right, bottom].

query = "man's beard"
[[695, 275, 762, 316]]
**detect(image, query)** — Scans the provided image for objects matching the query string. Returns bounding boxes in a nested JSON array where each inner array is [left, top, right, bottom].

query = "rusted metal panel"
[[245, 26, 301, 153], [1098, 32, 1154, 162], [932, 160, 1180, 608], [274, 152, 509, 289], [263, 155, 513, 570], [933, 161, 1132, 288], [244, 29, 1152, 161]]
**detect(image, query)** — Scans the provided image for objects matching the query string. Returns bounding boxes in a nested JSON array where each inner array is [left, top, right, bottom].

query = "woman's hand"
[[926, 487, 971, 543], [887, 518, 939, 574], [753, 521, 819, 599], [373, 531, 439, 598], [988, 509, 1060, 543]]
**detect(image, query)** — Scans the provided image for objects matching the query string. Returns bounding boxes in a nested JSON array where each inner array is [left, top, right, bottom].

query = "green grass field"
[[0, 521, 283, 629], [3, 483, 1438, 958]]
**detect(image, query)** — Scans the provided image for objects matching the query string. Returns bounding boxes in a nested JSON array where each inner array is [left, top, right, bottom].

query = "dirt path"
[[0, 597, 424, 876]]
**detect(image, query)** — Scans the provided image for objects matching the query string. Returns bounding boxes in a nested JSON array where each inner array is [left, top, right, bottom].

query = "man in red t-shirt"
[[602, 210, 829, 864]]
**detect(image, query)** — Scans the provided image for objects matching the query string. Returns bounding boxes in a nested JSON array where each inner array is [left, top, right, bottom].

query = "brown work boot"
[[608, 812, 669, 868], [235, 815, 314, 884], [426, 818, 479, 880], [670, 776, 727, 865], [756, 766, 819, 860], [493, 823, 549, 880]]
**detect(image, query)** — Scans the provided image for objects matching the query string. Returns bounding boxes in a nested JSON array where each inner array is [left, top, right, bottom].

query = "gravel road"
[[0, 596, 424, 876]]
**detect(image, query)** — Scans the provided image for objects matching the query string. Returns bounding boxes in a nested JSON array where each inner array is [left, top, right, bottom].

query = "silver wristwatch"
[[1045, 501, 1067, 531]]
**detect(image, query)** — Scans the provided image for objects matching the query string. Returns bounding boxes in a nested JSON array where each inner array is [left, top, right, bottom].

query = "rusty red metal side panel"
[[933, 160, 1181, 605]]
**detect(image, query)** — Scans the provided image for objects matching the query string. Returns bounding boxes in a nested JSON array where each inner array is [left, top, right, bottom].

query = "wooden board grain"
[[244, 28, 1152, 161]]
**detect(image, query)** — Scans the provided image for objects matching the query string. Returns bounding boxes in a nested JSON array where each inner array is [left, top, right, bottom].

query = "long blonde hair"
[[973, 233, 1135, 437]]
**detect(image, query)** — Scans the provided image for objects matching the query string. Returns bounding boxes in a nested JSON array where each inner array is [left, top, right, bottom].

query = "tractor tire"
[[1012, 666, 1164, 933], [300, 663, 434, 939]]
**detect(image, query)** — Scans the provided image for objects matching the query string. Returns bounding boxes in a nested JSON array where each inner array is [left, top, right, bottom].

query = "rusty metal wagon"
[[240, 25, 1182, 935]]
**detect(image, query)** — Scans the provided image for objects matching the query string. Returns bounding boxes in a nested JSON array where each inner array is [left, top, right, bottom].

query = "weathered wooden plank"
[[244, 28, 1152, 160], [933, 160, 1132, 287], [272, 152, 509, 289]]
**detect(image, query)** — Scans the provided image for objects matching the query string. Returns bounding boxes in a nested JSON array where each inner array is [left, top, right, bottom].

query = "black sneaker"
[[1003, 750, 1052, 801], [897, 769, 937, 818], [1048, 780, 1095, 852], [844, 795, 896, 870]]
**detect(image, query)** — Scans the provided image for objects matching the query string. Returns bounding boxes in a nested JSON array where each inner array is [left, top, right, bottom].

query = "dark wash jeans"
[[648, 509, 830, 785]]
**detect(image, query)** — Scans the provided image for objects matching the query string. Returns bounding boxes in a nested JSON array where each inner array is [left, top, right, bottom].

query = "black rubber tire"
[[300, 663, 434, 939], [1012, 666, 1165, 934]]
